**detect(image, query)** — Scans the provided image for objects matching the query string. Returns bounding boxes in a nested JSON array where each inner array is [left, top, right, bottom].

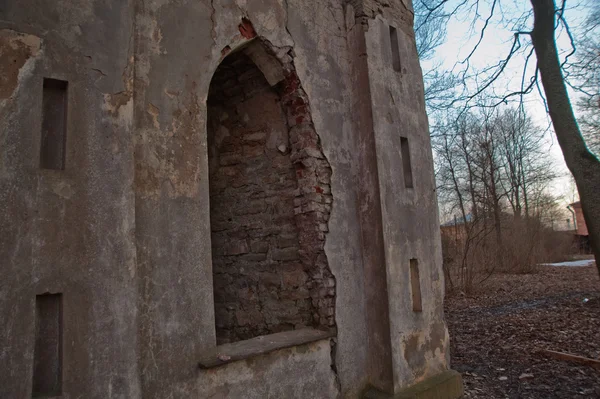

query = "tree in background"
[[413, 0, 458, 113], [433, 108, 561, 291], [566, 0, 600, 155], [530, 0, 600, 275], [414, 0, 600, 276]]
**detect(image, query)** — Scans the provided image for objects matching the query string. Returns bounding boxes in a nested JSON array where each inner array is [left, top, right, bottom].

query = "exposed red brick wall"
[[208, 49, 334, 344], [238, 18, 257, 39], [279, 70, 335, 330]]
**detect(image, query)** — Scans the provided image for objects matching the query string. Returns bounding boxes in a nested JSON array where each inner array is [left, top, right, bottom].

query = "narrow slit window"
[[400, 136, 414, 188], [389, 26, 401, 72], [40, 78, 68, 170], [410, 259, 422, 312], [33, 293, 63, 397]]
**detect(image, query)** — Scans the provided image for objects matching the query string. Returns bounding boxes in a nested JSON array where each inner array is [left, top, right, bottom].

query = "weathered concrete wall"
[[0, 1, 139, 397], [1, 0, 453, 398], [345, 8, 396, 393], [133, 2, 215, 397], [197, 338, 339, 398], [363, 10, 450, 392], [347, 0, 414, 23], [286, 1, 372, 396], [135, 1, 364, 396], [134, 0, 370, 397]]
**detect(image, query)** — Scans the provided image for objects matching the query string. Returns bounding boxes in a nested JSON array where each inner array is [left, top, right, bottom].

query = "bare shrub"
[[441, 214, 574, 294]]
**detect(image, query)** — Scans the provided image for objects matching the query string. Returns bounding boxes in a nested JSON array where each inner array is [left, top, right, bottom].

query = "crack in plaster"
[[210, 0, 217, 45]]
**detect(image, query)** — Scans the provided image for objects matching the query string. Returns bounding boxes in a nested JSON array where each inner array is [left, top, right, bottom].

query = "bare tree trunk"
[[481, 133, 504, 264], [530, 0, 600, 275], [522, 159, 530, 218], [460, 129, 478, 220], [441, 134, 470, 289], [489, 170, 504, 264]]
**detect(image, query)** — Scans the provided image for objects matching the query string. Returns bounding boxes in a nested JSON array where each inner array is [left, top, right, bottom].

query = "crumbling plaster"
[[0, 29, 41, 101], [0, 0, 453, 397], [206, 47, 336, 342], [0, 1, 139, 398], [282, 1, 372, 396], [135, 0, 371, 397]]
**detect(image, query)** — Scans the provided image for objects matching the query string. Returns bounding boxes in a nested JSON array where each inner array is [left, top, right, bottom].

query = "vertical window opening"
[[400, 136, 414, 188], [40, 78, 68, 170], [389, 26, 401, 72], [410, 259, 422, 312], [33, 293, 63, 397]]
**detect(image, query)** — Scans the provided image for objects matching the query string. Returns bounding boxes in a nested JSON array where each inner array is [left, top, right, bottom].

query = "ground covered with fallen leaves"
[[445, 264, 600, 398]]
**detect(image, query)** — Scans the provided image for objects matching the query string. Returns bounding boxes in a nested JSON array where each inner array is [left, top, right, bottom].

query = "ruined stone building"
[[0, 0, 462, 397]]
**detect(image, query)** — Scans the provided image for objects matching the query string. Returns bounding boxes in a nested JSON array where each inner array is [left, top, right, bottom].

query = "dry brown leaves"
[[446, 265, 600, 398]]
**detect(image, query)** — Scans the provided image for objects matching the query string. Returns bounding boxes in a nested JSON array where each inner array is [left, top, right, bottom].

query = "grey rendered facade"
[[0, 0, 462, 397]]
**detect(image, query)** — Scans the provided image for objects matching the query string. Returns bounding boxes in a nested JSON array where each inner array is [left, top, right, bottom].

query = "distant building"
[[569, 201, 591, 253], [440, 213, 472, 242], [569, 201, 589, 236]]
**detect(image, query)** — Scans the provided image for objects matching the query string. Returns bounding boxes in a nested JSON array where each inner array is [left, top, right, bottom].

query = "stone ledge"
[[363, 370, 464, 399], [198, 328, 335, 369]]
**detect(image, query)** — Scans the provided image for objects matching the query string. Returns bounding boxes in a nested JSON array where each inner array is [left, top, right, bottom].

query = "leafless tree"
[[565, 0, 600, 155], [414, 0, 449, 60], [495, 108, 556, 219], [419, 0, 600, 276], [414, 0, 460, 112], [531, 0, 600, 274], [434, 107, 563, 290]]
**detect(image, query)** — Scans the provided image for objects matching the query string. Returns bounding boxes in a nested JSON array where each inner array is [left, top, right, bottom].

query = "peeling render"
[[0, 1, 460, 398], [0, 29, 41, 100]]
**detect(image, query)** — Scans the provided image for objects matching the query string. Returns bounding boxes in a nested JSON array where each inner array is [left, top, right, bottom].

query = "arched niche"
[[206, 38, 336, 344]]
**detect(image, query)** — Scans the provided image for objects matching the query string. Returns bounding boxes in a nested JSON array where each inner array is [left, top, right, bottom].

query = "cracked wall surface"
[[208, 48, 335, 344], [0, 1, 139, 398], [362, 11, 450, 392], [0, 0, 452, 398]]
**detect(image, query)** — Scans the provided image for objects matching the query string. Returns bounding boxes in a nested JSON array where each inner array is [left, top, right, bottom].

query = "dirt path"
[[446, 266, 600, 398]]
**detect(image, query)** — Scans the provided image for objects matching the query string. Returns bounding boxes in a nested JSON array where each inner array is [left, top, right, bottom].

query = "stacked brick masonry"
[[279, 71, 336, 330], [208, 49, 335, 344]]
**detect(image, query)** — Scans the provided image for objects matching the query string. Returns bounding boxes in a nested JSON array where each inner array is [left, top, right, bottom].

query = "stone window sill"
[[198, 328, 335, 369]]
